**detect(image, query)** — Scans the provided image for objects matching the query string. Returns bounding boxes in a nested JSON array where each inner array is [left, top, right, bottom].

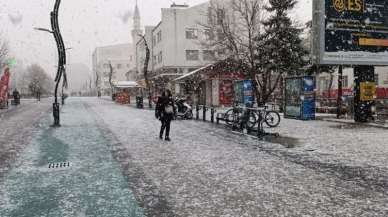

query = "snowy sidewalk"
[[87, 98, 388, 216], [0, 100, 144, 217]]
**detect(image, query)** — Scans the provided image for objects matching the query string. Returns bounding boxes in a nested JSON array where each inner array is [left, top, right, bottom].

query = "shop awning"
[[113, 81, 141, 88], [173, 64, 213, 82]]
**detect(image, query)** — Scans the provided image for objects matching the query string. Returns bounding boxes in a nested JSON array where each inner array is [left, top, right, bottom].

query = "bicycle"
[[224, 106, 257, 131], [252, 106, 281, 128]]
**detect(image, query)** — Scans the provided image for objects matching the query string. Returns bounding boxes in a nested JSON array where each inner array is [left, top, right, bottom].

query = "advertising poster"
[[233, 81, 244, 104], [219, 80, 234, 106], [243, 80, 254, 106], [313, 0, 388, 65], [302, 76, 316, 120], [285, 78, 302, 118]]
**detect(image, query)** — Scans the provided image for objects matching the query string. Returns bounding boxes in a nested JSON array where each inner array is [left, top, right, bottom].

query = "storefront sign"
[[219, 80, 234, 106], [360, 81, 376, 101]]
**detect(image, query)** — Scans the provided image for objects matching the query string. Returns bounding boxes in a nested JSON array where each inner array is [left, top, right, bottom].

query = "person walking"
[[155, 89, 176, 141]]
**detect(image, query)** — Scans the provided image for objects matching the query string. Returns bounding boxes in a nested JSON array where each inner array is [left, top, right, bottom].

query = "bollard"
[[203, 106, 207, 121], [257, 110, 264, 139], [196, 105, 200, 120], [211, 107, 215, 123]]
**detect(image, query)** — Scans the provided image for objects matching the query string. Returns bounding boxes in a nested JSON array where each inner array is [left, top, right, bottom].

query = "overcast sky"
[[1, 0, 312, 78]]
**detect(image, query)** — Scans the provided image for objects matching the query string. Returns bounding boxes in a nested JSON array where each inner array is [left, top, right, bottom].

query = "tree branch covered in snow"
[[0, 37, 9, 68], [202, 0, 307, 105], [25, 64, 54, 96]]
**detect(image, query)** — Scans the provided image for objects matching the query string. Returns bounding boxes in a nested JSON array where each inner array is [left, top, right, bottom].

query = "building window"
[[153, 56, 157, 65], [152, 36, 156, 46], [127, 64, 130, 68], [217, 29, 225, 40], [157, 31, 162, 42], [203, 50, 216, 61], [158, 51, 163, 63], [117, 64, 122, 69], [186, 28, 198, 39], [186, 50, 199, 61], [342, 75, 348, 88], [208, 7, 214, 25], [375, 74, 379, 85], [204, 29, 215, 40], [217, 49, 226, 57], [103, 64, 109, 69]]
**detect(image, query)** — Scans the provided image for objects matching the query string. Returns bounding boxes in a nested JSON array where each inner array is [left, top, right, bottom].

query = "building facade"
[[134, 2, 222, 95], [93, 2, 143, 95], [92, 44, 135, 94]]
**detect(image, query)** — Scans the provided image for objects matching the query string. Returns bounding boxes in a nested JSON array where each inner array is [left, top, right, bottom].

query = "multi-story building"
[[145, 3, 218, 91]]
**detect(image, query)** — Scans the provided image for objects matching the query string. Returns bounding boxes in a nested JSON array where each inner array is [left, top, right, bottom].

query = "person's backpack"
[[165, 105, 174, 114]]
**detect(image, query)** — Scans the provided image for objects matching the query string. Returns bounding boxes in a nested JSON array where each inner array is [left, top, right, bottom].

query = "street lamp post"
[[34, 0, 66, 127], [62, 47, 72, 105]]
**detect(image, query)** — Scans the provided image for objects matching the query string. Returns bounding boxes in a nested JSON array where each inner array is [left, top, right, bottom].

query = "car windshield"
[[1, 0, 388, 216]]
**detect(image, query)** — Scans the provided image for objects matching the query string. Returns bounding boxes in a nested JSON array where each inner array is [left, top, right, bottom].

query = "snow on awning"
[[173, 64, 213, 82], [113, 81, 141, 88]]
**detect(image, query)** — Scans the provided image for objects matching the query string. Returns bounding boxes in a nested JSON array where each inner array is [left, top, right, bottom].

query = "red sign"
[[0, 67, 11, 103], [219, 80, 234, 106]]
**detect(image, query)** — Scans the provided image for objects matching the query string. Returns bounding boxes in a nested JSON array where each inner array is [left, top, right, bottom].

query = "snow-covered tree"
[[25, 64, 54, 97], [0, 38, 9, 67], [203, 0, 267, 104], [255, 0, 308, 104], [139, 34, 152, 108]]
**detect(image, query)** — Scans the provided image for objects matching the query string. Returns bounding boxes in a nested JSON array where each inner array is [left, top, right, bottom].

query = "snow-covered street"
[[0, 97, 387, 216]]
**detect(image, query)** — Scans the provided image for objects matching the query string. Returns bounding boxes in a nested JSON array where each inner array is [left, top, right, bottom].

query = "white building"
[[92, 44, 135, 94], [135, 3, 220, 91], [93, 2, 142, 95]]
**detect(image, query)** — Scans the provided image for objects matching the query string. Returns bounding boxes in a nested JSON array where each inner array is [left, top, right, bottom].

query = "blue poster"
[[243, 80, 254, 106], [302, 76, 316, 120]]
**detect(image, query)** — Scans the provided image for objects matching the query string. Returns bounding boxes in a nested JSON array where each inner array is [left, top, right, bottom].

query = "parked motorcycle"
[[175, 97, 193, 120]]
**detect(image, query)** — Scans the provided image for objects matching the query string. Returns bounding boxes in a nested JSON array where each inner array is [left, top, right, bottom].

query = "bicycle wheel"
[[245, 112, 257, 130], [224, 108, 235, 126], [264, 111, 281, 128]]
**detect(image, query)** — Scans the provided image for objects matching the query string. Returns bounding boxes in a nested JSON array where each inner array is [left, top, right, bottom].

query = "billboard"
[[313, 0, 388, 65]]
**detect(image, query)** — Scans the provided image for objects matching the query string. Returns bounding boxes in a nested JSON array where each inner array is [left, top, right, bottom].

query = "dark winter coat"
[[155, 96, 176, 120]]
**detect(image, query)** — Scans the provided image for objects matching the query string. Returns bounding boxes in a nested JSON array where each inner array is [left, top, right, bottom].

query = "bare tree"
[[202, 0, 267, 104], [203, 0, 306, 105], [25, 64, 54, 98], [0, 38, 9, 67], [139, 34, 152, 108], [108, 61, 114, 97]]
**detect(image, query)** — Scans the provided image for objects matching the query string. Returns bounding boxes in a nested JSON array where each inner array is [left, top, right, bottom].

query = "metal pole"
[[337, 65, 343, 119], [51, 0, 66, 127]]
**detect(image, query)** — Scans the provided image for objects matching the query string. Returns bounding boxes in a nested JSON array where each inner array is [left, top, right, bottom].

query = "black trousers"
[[160, 117, 172, 138]]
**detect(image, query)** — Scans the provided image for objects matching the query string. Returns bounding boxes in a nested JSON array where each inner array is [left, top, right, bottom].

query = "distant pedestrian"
[[13, 89, 20, 105], [155, 89, 176, 141]]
